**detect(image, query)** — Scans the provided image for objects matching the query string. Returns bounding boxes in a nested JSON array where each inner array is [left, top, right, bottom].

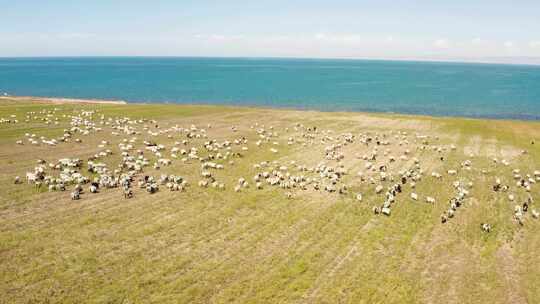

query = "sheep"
[[514, 206, 524, 225], [146, 183, 159, 194], [441, 214, 448, 223], [532, 210, 540, 219], [14, 176, 21, 184], [410, 193, 418, 201], [71, 191, 80, 200], [481, 223, 492, 233], [124, 188, 133, 199], [426, 196, 436, 204], [89, 184, 98, 193], [355, 193, 363, 201]]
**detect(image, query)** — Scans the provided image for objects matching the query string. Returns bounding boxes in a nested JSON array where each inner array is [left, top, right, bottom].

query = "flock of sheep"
[[9, 106, 540, 233]]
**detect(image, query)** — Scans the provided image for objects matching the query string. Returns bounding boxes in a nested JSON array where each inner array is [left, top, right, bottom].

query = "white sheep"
[[71, 191, 80, 200]]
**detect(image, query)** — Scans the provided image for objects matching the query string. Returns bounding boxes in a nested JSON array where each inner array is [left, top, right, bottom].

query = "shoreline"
[[1, 95, 539, 123], [0, 95, 127, 105]]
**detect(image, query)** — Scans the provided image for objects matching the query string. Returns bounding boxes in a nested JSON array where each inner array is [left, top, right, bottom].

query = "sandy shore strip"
[[0, 95, 127, 105]]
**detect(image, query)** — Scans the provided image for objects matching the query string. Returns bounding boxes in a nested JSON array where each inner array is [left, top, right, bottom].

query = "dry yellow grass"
[[0, 98, 539, 303]]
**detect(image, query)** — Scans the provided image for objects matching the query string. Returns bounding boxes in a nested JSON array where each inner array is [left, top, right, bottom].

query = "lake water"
[[1, 57, 539, 119]]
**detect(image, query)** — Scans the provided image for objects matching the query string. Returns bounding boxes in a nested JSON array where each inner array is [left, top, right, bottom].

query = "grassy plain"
[[0, 98, 539, 303]]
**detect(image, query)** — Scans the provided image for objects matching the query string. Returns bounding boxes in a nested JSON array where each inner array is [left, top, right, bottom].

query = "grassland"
[[0, 98, 539, 304]]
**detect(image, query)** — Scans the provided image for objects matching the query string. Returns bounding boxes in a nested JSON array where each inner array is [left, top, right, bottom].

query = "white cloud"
[[471, 38, 484, 45], [530, 41, 540, 49], [504, 41, 515, 48], [314, 33, 326, 40], [312, 33, 363, 43], [57, 33, 96, 39], [194, 34, 246, 41], [433, 39, 450, 49]]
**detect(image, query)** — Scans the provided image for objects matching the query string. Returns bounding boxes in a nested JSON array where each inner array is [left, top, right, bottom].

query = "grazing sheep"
[[124, 188, 133, 199], [71, 191, 80, 200], [89, 185, 98, 193], [514, 206, 524, 225], [441, 214, 448, 223], [146, 183, 158, 194], [426, 196, 436, 204], [481, 223, 492, 233], [532, 210, 539, 219], [410, 193, 418, 201]]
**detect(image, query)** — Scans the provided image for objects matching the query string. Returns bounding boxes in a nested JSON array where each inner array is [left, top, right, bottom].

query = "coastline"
[[1, 95, 539, 123], [0, 95, 127, 105]]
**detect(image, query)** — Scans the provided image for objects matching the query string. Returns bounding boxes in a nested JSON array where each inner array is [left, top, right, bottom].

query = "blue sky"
[[1, 0, 540, 62]]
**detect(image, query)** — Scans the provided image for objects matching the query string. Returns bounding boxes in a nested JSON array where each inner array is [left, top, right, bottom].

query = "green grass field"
[[1, 98, 539, 303]]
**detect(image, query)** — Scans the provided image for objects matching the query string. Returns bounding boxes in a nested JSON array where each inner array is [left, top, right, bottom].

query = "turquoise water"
[[1, 57, 539, 119]]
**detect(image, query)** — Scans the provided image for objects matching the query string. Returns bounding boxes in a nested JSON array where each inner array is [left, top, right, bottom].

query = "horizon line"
[[1, 55, 540, 67]]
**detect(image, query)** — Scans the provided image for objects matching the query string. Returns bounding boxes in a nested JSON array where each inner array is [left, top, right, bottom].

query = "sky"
[[1, 0, 540, 63]]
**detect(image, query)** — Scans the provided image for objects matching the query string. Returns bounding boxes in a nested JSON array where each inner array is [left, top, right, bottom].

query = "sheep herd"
[[8, 106, 540, 234]]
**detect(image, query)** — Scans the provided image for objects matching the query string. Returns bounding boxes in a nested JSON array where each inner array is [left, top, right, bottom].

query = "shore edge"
[[0, 95, 127, 105]]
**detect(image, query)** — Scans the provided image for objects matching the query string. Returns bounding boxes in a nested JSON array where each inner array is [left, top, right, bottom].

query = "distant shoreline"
[[0, 95, 127, 105], [2, 95, 539, 123]]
